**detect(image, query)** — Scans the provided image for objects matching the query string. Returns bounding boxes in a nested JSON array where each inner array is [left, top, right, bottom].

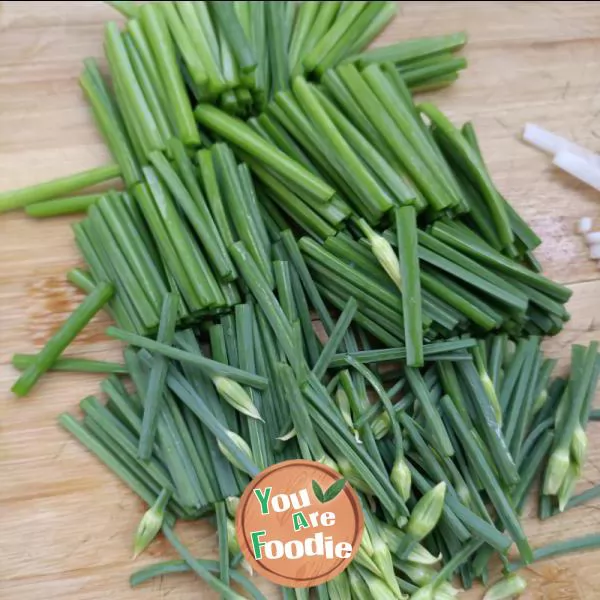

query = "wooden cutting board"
[[1, 2, 600, 598]]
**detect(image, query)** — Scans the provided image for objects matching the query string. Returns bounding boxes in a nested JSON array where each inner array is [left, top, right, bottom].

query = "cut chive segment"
[[12, 354, 127, 375], [194, 104, 335, 203], [12, 282, 114, 397], [0, 163, 120, 213], [395, 205, 424, 366]]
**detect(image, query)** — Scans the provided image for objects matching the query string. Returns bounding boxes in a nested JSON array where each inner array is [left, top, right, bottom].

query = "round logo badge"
[[236, 459, 364, 588]]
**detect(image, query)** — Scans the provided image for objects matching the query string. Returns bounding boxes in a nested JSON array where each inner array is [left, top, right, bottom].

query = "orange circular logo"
[[236, 459, 364, 588]]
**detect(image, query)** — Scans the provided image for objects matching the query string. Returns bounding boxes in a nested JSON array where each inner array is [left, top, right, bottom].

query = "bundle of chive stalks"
[[2, 1, 600, 599]]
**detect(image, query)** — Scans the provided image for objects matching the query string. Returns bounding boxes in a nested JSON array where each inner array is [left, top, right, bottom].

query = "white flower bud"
[[213, 376, 263, 421], [483, 574, 527, 600]]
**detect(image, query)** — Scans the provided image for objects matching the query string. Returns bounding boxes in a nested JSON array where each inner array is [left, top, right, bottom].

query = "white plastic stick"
[[523, 124, 600, 168], [585, 231, 600, 245], [578, 217, 593, 234], [589, 244, 600, 260], [553, 151, 600, 193]]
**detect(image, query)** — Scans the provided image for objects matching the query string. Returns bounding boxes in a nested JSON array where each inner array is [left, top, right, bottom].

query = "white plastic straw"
[[585, 231, 600, 245], [523, 124, 600, 169], [578, 217, 593, 234], [553, 151, 600, 193]]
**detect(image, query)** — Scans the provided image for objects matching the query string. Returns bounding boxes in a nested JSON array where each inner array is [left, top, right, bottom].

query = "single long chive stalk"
[[441, 396, 533, 563], [329, 338, 476, 369], [508, 533, 600, 573], [395, 205, 424, 366], [130, 558, 265, 599], [312, 298, 358, 380], [133, 488, 171, 559], [348, 31, 467, 66], [106, 327, 267, 389], [162, 524, 247, 600], [138, 294, 178, 460], [25, 193, 102, 217], [12, 282, 113, 396], [0, 163, 120, 213], [11, 354, 126, 375], [140, 3, 200, 146], [194, 104, 335, 202]]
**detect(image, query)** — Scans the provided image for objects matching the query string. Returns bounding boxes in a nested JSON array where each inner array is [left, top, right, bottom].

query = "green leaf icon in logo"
[[312, 480, 325, 503], [312, 478, 347, 503]]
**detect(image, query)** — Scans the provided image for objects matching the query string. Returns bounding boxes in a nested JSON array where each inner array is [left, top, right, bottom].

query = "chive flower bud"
[[357, 217, 402, 292], [483, 574, 527, 599], [409, 584, 434, 600], [361, 568, 407, 599], [439, 581, 461, 597], [226, 516, 253, 575], [558, 462, 581, 512], [571, 424, 588, 467], [327, 569, 351, 600], [360, 521, 375, 556], [336, 386, 361, 443], [226, 517, 240, 555], [319, 454, 341, 473], [277, 427, 297, 441], [225, 496, 240, 518], [398, 562, 436, 586], [406, 482, 446, 541], [132, 489, 170, 559], [391, 453, 412, 501], [481, 371, 502, 425], [373, 534, 403, 597], [347, 567, 371, 600], [218, 430, 254, 473], [543, 446, 570, 496], [354, 545, 383, 577], [213, 376, 263, 421], [338, 456, 373, 494], [532, 389, 548, 416], [372, 411, 391, 440], [407, 543, 441, 566]]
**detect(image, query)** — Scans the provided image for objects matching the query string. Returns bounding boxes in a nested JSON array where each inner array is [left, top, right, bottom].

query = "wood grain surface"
[[1, 2, 600, 599]]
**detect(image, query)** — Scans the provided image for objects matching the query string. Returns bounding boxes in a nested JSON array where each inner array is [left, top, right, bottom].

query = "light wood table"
[[1, 2, 600, 598]]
